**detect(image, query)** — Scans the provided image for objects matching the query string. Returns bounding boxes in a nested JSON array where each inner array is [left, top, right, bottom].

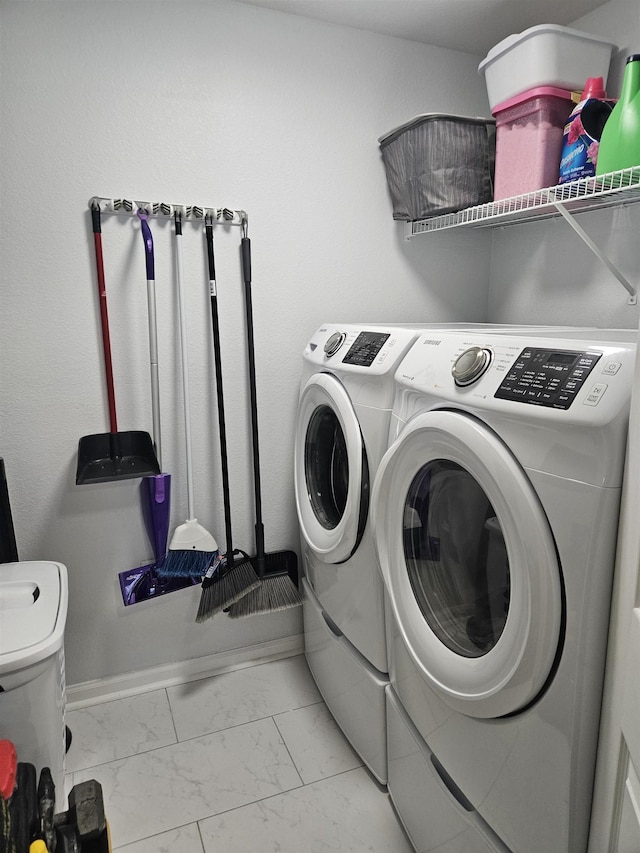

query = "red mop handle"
[[92, 207, 118, 433]]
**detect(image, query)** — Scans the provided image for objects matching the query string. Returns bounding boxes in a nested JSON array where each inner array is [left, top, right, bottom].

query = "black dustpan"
[[77, 431, 159, 484], [76, 205, 159, 485]]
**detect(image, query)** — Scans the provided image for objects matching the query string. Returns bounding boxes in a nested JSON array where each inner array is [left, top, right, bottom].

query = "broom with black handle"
[[227, 220, 302, 617], [196, 221, 260, 621]]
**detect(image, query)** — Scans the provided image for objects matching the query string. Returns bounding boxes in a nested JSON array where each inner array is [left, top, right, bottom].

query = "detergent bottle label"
[[559, 98, 615, 184]]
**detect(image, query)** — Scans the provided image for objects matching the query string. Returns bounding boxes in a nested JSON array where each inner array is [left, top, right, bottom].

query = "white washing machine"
[[371, 327, 636, 852]]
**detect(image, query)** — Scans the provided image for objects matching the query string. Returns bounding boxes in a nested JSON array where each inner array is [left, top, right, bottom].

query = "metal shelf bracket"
[[405, 168, 640, 306], [553, 201, 637, 306]]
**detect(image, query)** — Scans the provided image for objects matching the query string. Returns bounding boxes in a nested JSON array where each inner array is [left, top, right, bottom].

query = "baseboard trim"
[[66, 634, 305, 710]]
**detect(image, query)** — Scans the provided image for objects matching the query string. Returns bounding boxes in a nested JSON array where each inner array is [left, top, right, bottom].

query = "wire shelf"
[[408, 167, 640, 236]]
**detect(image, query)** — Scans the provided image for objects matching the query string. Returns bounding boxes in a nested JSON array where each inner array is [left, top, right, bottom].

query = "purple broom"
[[138, 211, 172, 568]]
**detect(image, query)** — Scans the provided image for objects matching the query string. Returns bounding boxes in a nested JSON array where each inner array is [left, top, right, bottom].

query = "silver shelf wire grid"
[[408, 167, 640, 236]]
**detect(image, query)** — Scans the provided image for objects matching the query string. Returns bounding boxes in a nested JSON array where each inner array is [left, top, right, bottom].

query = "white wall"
[[0, 0, 492, 685], [487, 0, 640, 328], [568, 5, 640, 849]]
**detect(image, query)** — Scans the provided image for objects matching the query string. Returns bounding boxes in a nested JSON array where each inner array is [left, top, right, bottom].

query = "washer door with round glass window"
[[295, 373, 369, 564], [372, 409, 562, 719]]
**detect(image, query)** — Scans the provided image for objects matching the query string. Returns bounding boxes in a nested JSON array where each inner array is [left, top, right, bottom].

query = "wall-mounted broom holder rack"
[[89, 196, 247, 225]]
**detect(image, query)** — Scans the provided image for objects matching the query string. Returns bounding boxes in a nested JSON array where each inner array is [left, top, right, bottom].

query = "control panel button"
[[584, 383, 608, 406], [556, 393, 574, 406], [324, 332, 346, 357], [602, 361, 622, 376], [452, 347, 492, 386]]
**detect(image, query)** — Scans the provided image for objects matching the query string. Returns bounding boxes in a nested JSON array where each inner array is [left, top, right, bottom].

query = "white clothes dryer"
[[296, 323, 428, 783], [372, 328, 637, 852]]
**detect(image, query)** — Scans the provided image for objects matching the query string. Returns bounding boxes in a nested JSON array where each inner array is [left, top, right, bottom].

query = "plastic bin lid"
[[0, 561, 68, 673], [492, 86, 576, 115], [479, 24, 616, 71]]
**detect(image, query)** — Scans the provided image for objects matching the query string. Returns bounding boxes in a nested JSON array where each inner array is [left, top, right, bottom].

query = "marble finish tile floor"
[[65, 655, 414, 852]]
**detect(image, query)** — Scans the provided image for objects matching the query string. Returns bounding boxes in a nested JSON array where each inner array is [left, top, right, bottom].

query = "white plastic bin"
[[0, 561, 68, 808], [479, 24, 616, 111]]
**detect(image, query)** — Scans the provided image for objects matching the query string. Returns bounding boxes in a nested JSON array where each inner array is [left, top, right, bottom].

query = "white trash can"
[[0, 560, 69, 808]]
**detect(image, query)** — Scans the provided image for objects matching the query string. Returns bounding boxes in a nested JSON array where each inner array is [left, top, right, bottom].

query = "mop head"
[[158, 519, 218, 577], [227, 572, 303, 618], [195, 551, 261, 623]]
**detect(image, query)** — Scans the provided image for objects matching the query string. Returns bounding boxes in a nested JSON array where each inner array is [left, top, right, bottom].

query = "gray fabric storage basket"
[[379, 114, 496, 221]]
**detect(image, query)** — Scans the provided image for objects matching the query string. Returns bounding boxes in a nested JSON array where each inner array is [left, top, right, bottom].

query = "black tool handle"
[[241, 236, 265, 576], [10, 762, 37, 852], [0, 458, 19, 562], [206, 224, 234, 569]]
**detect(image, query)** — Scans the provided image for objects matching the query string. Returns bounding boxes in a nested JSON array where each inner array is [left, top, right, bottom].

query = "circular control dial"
[[324, 332, 346, 357], [452, 346, 492, 386]]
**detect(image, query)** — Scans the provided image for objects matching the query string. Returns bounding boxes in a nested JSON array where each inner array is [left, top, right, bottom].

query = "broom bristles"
[[227, 573, 302, 618], [195, 556, 260, 622], [158, 548, 216, 578]]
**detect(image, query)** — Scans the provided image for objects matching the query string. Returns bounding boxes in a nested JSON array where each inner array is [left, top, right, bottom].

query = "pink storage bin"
[[493, 86, 575, 199]]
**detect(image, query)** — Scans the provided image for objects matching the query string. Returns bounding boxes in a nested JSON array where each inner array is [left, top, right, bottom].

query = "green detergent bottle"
[[596, 53, 640, 174]]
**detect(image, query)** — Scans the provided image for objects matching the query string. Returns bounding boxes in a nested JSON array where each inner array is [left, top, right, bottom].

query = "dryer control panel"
[[304, 324, 422, 377], [495, 347, 602, 409], [342, 331, 391, 367]]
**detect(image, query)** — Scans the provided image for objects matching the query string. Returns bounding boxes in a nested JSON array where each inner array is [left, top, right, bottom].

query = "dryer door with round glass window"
[[373, 409, 562, 719], [295, 373, 369, 564]]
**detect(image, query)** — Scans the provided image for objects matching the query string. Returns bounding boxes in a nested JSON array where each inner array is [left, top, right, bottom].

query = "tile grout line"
[[83, 708, 369, 848], [196, 818, 206, 853], [107, 718, 316, 851], [271, 713, 305, 788], [195, 766, 370, 826], [67, 700, 323, 785], [67, 661, 374, 850], [164, 686, 180, 744], [110, 820, 205, 852], [66, 701, 327, 774], [110, 763, 398, 853], [168, 699, 324, 743]]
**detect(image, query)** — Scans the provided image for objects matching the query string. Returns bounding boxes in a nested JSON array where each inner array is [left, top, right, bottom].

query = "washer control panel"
[[398, 329, 636, 421], [495, 347, 601, 409]]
